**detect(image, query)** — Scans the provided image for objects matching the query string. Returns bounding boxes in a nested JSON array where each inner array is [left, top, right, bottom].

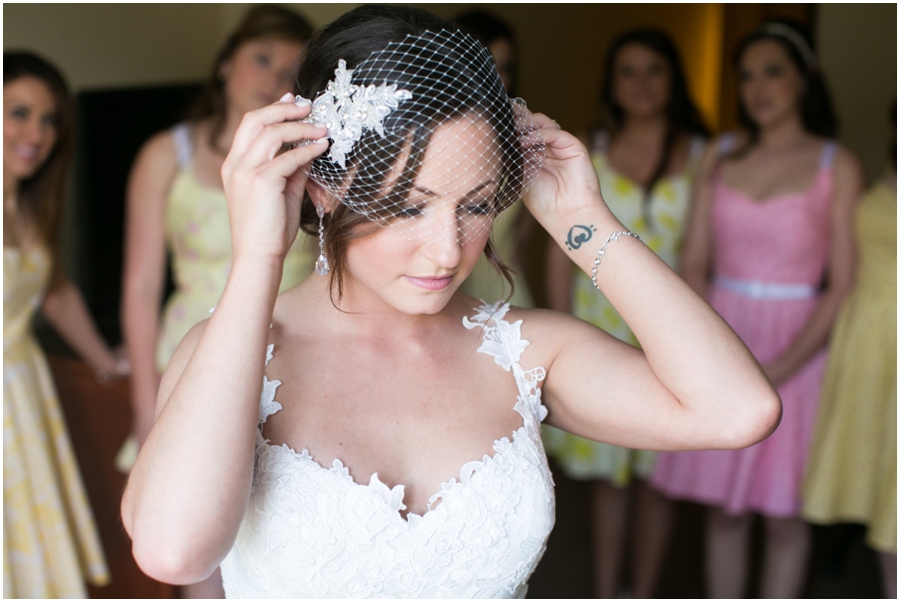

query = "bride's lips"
[[404, 274, 454, 290]]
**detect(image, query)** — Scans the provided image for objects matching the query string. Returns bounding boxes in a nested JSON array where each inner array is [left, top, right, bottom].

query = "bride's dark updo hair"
[[295, 5, 519, 301]]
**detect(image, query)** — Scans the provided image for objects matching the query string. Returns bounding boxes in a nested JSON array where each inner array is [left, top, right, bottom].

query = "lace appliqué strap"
[[259, 344, 282, 425], [463, 301, 548, 424]]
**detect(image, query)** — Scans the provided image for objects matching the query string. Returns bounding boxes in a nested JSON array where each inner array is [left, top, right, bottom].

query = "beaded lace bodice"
[[220, 302, 555, 598]]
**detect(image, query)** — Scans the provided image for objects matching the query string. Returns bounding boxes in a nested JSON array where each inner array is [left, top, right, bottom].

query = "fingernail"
[[279, 92, 293, 102], [314, 137, 329, 144], [313, 122, 327, 129], [294, 96, 311, 107]]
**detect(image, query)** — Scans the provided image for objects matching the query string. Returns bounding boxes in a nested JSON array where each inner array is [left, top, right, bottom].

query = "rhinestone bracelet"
[[590, 230, 643, 290]]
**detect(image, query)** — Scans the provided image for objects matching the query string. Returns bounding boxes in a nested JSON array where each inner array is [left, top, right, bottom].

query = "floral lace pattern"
[[220, 302, 555, 598]]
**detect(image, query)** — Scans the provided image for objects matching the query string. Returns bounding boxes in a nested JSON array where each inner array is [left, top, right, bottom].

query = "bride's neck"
[[311, 276, 461, 340]]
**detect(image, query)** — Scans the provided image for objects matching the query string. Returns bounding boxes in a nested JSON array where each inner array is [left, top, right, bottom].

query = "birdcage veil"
[[296, 28, 544, 244]]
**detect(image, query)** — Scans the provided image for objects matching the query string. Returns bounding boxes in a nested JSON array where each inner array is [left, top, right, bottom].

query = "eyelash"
[[397, 206, 423, 219], [462, 202, 492, 216], [396, 202, 492, 219]]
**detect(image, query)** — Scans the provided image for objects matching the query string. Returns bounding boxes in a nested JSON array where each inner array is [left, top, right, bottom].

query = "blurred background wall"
[[5, 3, 895, 172], [4, 2, 896, 310]]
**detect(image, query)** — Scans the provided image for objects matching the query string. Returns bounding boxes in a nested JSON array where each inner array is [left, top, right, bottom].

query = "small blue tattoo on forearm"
[[565, 224, 597, 251]]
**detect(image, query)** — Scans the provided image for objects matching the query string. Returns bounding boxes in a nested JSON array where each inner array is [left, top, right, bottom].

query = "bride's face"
[[341, 115, 502, 315]]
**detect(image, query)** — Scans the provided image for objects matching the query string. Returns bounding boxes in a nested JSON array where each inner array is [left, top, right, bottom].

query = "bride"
[[121, 5, 780, 598]]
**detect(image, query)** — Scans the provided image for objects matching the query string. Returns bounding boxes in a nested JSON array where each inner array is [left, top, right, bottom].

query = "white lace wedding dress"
[[220, 302, 556, 598]]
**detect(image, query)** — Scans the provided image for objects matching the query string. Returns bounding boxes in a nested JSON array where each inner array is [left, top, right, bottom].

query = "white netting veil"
[[297, 28, 545, 245]]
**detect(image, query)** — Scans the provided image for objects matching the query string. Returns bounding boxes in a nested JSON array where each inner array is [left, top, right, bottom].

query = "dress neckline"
[[591, 132, 704, 193], [256, 301, 548, 523], [718, 167, 829, 206], [594, 151, 693, 193], [179, 163, 226, 195], [3, 245, 47, 259], [715, 137, 836, 205], [261, 419, 533, 524]]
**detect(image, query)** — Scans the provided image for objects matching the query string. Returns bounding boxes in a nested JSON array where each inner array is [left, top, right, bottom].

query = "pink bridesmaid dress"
[[651, 137, 836, 518]]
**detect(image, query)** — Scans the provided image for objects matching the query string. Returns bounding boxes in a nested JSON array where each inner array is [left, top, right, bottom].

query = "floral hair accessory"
[[298, 60, 413, 168]]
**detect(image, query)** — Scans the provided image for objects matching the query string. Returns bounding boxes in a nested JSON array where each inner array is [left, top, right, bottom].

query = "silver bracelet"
[[590, 230, 643, 290]]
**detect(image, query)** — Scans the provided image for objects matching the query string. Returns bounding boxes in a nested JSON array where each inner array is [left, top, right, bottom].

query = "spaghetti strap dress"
[[543, 131, 705, 486], [4, 246, 110, 597], [155, 123, 315, 371], [116, 122, 316, 471], [651, 137, 836, 518], [802, 180, 896, 553]]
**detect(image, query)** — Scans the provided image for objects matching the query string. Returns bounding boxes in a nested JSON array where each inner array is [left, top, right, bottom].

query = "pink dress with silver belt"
[[650, 138, 836, 518]]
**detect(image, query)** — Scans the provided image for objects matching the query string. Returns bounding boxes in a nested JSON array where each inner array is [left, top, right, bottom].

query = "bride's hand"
[[221, 94, 329, 264], [521, 113, 609, 233]]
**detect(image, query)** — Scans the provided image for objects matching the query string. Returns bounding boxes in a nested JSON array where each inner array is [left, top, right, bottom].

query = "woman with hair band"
[[120, 4, 314, 598], [4, 51, 129, 598], [650, 21, 864, 598], [543, 29, 709, 598], [121, 6, 780, 598]]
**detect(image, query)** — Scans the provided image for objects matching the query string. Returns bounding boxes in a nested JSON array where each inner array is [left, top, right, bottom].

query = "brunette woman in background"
[[543, 29, 709, 598], [120, 5, 314, 598], [651, 22, 864, 598]]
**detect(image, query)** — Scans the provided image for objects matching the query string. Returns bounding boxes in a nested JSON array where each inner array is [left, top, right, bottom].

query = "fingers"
[[529, 112, 559, 131], [223, 97, 327, 185], [262, 138, 329, 182], [230, 99, 315, 155], [240, 120, 327, 168]]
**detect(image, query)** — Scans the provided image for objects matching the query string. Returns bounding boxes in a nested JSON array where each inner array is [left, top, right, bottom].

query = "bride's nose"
[[420, 206, 463, 269]]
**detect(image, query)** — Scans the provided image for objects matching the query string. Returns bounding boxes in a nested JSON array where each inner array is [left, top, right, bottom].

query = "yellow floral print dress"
[[116, 124, 315, 472], [155, 123, 315, 372], [460, 201, 534, 307], [542, 132, 704, 486], [4, 246, 110, 597]]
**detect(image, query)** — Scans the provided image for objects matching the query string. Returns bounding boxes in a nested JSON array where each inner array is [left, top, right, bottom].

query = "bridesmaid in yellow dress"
[[120, 6, 314, 598], [4, 51, 129, 598], [455, 9, 535, 307], [543, 30, 708, 598], [802, 119, 896, 598]]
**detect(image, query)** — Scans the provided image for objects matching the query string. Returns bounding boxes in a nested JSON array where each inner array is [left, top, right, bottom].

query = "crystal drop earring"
[[315, 205, 330, 276]]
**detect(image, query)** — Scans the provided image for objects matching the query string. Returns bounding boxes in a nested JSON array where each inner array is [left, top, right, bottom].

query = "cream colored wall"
[[816, 3, 897, 183], [3, 4, 222, 89], [5, 3, 894, 168], [2, 4, 357, 91]]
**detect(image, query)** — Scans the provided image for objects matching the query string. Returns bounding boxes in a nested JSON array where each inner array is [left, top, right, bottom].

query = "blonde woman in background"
[[651, 22, 864, 598], [120, 5, 314, 598], [543, 29, 709, 598], [802, 104, 896, 599]]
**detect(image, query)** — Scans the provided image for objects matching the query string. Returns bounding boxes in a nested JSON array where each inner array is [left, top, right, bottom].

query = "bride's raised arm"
[[120, 99, 328, 585], [524, 114, 781, 452]]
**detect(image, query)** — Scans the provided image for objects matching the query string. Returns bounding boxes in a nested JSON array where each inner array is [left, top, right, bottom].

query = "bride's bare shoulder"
[[485, 304, 613, 370]]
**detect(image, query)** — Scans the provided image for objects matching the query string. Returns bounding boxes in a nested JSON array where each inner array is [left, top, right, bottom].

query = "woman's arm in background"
[[121, 131, 178, 444]]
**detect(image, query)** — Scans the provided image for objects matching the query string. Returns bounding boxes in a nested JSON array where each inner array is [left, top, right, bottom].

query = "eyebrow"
[[411, 179, 497, 199]]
